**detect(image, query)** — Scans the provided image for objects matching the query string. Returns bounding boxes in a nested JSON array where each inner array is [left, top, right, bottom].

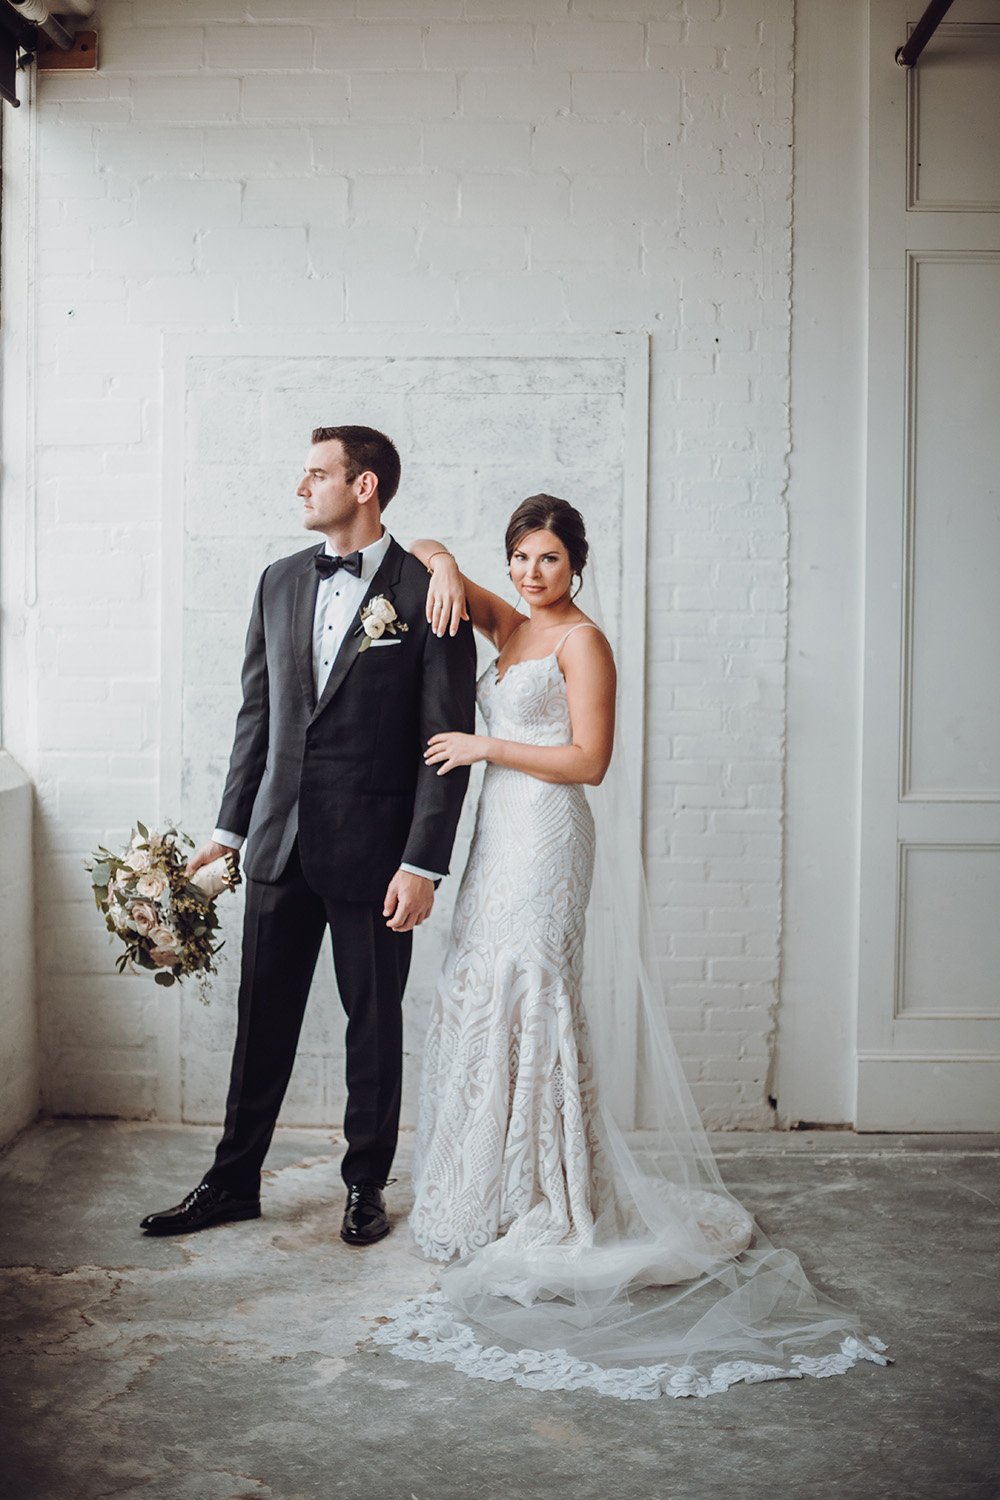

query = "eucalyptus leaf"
[[137, 821, 149, 839], [154, 971, 175, 987]]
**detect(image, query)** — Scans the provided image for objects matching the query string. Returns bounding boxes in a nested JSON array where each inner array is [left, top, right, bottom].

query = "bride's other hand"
[[425, 732, 490, 775], [426, 552, 469, 638]]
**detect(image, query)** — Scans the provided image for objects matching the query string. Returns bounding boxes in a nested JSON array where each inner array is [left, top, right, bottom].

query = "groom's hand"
[[185, 840, 240, 879], [383, 869, 434, 933]]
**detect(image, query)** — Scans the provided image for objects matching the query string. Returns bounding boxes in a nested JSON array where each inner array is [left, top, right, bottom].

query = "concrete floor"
[[0, 1121, 997, 1500]]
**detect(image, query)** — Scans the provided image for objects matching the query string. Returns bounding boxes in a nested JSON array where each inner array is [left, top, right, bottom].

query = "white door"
[[857, 0, 1000, 1128]]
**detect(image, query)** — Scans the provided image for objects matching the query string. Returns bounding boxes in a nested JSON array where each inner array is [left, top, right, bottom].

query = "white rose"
[[136, 870, 168, 901], [363, 615, 386, 639], [368, 597, 397, 625], [125, 848, 151, 873]]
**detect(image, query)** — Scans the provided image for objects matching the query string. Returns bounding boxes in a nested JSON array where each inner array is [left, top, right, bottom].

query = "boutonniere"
[[355, 594, 409, 653]]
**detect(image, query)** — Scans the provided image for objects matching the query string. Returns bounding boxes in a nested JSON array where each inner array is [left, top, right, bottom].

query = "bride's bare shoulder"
[[559, 618, 613, 655], [558, 620, 616, 690]]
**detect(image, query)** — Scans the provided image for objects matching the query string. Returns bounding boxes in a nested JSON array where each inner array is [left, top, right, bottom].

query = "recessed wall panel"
[[898, 844, 1000, 1016], [178, 351, 635, 1125], [905, 255, 1000, 797]]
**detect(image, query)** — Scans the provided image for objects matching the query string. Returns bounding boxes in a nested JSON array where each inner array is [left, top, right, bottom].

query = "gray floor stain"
[[1, 1120, 998, 1500]]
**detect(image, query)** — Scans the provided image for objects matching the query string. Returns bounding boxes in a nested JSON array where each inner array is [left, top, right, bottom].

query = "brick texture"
[[17, 0, 794, 1132]]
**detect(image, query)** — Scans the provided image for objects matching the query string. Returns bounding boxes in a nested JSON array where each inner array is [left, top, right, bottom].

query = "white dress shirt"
[[214, 530, 444, 884]]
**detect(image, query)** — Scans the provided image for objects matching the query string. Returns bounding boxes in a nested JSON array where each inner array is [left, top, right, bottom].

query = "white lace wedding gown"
[[375, 626, 892, 1400]]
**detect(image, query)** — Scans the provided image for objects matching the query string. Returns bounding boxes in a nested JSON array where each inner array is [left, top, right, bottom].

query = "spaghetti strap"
[[553, 621, 601, 657]]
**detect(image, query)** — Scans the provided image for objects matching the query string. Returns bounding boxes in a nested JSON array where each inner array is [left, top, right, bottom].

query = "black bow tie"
[[315, 550, 363, 580]]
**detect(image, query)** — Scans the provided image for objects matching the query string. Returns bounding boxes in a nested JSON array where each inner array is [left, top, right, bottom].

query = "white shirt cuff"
[[212, 828, 245, 850], [400, 862, 445, 883]]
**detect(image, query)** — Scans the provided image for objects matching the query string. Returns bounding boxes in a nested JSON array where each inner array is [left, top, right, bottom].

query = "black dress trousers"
[[203, 839, 412, 1197]]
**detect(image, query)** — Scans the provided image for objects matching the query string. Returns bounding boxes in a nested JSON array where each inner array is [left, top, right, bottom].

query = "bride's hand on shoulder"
[[425, 732, 491, 775], [425, 552, 469, 639]]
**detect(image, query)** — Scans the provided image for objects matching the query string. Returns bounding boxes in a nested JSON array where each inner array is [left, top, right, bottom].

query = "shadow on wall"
[[0, 753, 38, 1147]]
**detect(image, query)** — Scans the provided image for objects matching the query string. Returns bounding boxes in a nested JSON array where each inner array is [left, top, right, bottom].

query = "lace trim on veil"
[[371, 1291, 891, 1402]]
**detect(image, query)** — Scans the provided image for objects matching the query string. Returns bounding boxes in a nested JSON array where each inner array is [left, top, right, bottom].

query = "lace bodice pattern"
[[409, 633, 607, 1263]]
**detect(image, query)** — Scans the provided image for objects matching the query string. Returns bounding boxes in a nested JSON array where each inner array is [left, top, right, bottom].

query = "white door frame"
[[857, 0, 1000, 1129]]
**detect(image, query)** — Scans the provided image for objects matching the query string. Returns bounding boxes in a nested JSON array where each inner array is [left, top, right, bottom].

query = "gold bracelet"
[[425, 549, 454, 574]]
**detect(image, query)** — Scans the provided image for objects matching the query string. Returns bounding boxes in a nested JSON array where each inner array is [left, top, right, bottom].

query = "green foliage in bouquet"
[[86, 823, 227, 989]]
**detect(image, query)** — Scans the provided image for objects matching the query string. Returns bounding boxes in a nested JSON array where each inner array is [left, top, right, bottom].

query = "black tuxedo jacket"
[[216, 537, 478, 901]]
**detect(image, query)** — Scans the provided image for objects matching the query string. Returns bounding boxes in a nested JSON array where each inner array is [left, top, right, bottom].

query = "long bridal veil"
[[374, 572, 892, 1401]]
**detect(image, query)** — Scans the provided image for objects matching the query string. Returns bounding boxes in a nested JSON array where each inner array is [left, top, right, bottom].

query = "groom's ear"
[[354, 469, 379, 505]]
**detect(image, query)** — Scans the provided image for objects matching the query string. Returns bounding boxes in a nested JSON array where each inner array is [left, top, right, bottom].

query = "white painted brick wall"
[[175, 350, 633, 1129], [8, 0, 794, 1133]]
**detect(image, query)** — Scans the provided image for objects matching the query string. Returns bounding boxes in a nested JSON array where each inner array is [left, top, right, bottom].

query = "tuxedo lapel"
[[292, 549, 323, 711], [309, 536, 407, 724]]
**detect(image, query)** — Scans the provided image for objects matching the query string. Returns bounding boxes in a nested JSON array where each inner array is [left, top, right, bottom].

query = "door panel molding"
[[858, 1, 1000, 1129], [908, 22, 1000, 212], [900, 250, 1000, 801]]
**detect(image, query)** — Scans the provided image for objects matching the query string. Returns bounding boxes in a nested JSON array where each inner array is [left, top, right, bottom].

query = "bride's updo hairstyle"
[[505, 494, 589, 596]]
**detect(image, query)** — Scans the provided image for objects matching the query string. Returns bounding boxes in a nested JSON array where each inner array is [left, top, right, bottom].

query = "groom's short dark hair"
[[311, 425, 401, 511]]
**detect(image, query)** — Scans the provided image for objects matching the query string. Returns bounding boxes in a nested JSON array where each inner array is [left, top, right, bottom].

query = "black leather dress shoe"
[[341, 1183, 390, 1246], [140, 1181, 261, 1236]]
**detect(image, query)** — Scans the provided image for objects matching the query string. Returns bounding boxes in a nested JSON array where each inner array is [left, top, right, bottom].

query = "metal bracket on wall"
[[35, 25, 95, 68]]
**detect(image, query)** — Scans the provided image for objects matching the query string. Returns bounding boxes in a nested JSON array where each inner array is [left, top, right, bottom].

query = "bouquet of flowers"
[[86, 823, 240, 990]]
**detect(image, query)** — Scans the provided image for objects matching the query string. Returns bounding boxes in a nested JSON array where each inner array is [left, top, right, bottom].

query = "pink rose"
[[148, 923, 182, 968], [149, 947, 182, 968], [148, 923, 181, 955], [130, 901, 158, 936]]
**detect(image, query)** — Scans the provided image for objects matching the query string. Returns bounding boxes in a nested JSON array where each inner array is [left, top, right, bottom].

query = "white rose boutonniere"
[[356, 594, 408, 653], [368, 597, 397, 625]]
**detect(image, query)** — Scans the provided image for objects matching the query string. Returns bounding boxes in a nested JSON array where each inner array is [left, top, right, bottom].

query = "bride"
[[377, 495, 892, 1402], [411, 494, 618, 1266]]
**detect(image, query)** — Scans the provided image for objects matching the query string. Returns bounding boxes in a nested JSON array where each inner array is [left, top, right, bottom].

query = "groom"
[[141, 425, 477, 1245]]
